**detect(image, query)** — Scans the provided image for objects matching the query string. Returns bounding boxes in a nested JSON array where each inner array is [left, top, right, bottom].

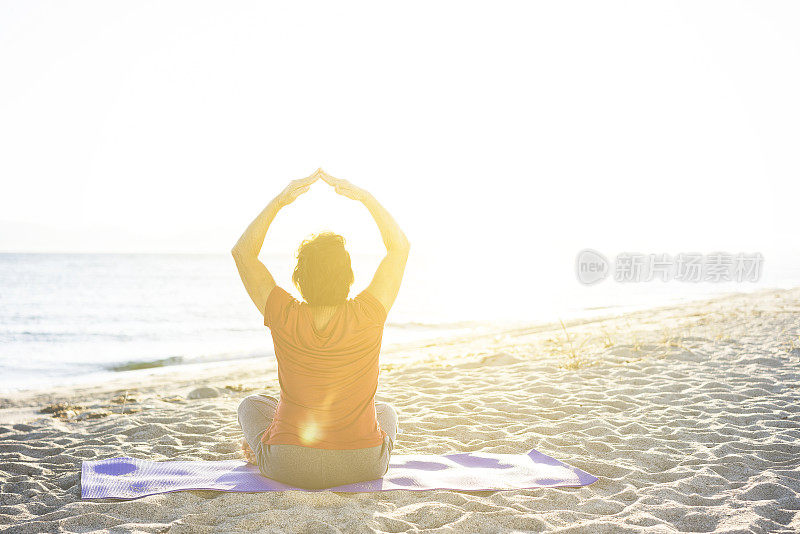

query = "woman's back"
[[261, 285, 389, 449]]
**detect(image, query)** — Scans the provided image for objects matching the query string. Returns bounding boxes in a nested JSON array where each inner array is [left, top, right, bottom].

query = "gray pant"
[[237, 393, 398, 490]]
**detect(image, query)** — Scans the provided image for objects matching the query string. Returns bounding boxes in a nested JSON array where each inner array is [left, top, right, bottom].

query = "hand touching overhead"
[[277, 168, 322, 207], [319, 170, 370, 202]]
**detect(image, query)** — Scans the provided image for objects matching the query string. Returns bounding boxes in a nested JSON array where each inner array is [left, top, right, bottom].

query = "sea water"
[[1, 253, 797, 392]]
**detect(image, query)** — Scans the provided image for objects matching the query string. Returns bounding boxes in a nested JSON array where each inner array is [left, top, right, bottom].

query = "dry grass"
[[600, 329, 615, 348], [547, 320, 591, 370]]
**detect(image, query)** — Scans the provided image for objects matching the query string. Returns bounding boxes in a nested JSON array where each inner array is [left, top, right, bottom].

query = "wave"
[[104, 350, 275, 373]]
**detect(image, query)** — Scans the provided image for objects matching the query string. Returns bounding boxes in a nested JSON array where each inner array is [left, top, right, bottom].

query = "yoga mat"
[[82, 448, 597, 499]]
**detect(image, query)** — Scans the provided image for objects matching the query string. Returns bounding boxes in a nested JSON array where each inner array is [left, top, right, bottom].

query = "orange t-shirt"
[[261, 286, 389, 449]]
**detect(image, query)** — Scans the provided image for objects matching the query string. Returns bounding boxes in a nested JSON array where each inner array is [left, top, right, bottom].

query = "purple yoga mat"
[[81, 449, 597, 499]]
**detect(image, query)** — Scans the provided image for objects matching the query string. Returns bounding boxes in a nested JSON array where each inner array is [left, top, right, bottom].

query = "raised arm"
[[321, 172, 410, 313], [231, 170, 320, 317]]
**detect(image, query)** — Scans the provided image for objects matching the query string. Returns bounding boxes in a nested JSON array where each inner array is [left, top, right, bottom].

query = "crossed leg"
[[236, 393, 399, 463], [237, 394, 278, 464]]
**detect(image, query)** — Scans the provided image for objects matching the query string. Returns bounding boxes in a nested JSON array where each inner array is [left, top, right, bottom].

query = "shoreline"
[[0, 286, 782, 411], [1, 286, 794, 417], [3, 270, 792, 398], [2, 286, 799, 532]]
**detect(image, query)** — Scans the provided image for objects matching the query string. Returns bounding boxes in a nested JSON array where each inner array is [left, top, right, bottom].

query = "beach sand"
[[1, 288, 799, 533]]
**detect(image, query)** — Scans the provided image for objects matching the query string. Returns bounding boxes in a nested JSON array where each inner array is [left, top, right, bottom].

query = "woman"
[[231, 168, 410, 489]]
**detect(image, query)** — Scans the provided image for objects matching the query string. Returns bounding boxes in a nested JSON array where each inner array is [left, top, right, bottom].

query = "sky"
[[1, 1, 799, 289]]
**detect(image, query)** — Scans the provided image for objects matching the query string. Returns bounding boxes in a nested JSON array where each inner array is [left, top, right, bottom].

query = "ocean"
[[1, 252, 797, 393]]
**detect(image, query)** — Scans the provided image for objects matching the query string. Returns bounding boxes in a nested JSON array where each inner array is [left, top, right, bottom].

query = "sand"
[[1, 288, 799, 533]]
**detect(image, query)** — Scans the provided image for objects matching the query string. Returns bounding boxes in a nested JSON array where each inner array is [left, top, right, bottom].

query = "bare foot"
[[241, 437, 257, 465]]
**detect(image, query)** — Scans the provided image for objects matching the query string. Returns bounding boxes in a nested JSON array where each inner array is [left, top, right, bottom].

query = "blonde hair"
[[292, 232, 354, 306]]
